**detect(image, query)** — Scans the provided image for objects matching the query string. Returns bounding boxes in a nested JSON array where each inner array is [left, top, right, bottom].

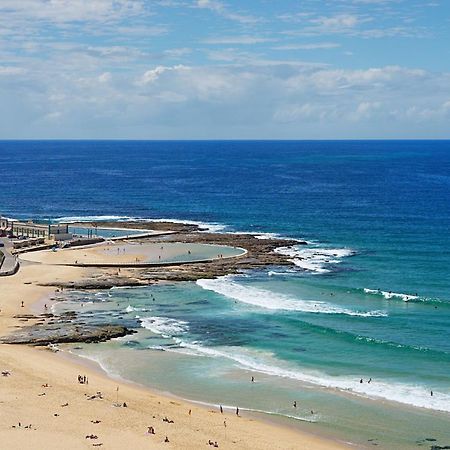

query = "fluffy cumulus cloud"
[[1, 57, 449, 138], [0, 0, 449, 138]]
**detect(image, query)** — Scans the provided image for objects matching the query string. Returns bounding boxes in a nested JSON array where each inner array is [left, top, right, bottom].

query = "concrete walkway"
[[0, 238, 20, 276]]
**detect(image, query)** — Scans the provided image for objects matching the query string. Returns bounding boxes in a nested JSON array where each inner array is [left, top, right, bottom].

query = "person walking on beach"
[[236, 407, 239, 416], [220, 405, 223, 414]]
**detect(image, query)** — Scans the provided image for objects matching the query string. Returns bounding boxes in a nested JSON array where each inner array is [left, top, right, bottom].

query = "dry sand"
[[0, 248, 349, 449]]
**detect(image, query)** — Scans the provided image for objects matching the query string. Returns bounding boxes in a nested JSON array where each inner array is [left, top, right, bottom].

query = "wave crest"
[[197, 276, 386, 317]]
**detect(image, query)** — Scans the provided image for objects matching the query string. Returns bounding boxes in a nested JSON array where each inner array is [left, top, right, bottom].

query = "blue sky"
[[1, 0, 449, 139]]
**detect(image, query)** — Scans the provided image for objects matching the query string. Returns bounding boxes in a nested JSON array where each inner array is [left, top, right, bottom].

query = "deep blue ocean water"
[[1, 140, 450, 448]]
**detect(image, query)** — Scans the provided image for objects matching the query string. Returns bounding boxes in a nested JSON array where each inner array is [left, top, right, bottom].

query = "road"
[[0, 237, 19, 276]]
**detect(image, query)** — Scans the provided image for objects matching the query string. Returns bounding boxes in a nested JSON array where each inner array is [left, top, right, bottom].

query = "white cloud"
[[0, 66, 26, 75], [203, 36, 276, 45], [137, 65, 188, 85], [194, 0, 261, 24], [98, 72, 112, 83], [311, 14, 362, 30], [0, 0, 145, 23], [273, 42, 340, 51]]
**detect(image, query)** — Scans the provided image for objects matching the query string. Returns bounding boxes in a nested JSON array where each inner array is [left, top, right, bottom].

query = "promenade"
[[0, 238, 19, 276]]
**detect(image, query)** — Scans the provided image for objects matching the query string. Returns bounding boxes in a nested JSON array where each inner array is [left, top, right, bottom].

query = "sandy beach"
[[0, 248, 349, 450]]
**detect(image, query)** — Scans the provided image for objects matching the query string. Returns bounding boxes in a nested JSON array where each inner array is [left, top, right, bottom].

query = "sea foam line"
[[170, 341, 450, 413], [196, 276, 386, 317]]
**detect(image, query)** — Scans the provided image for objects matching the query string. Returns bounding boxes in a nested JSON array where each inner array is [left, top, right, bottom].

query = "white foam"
[[275, 246, 355, 273], [196, 276, 386, 317], [140, 316, 189, 337], [172, 341, 450, 413], [55, 215, 132, 223], [364, 289, 419, 302], [125, 305, 149, 313], [227, 230, 300, 241]]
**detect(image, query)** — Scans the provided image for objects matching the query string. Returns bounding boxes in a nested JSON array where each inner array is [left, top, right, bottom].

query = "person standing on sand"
[[236, 407, 239, 416], [220, 405, 223, 414]]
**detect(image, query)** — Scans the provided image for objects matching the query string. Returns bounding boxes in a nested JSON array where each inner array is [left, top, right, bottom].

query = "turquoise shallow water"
[[56, 281, 450, 449], [1, 140, 450, 448]]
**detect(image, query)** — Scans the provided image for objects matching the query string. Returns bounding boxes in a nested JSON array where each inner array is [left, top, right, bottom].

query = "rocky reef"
[[40, 221, 304, 289], [1, 312, 135, 346]]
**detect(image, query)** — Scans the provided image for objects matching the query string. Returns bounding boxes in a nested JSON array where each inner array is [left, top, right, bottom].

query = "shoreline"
[[0, 242, 349, 449]]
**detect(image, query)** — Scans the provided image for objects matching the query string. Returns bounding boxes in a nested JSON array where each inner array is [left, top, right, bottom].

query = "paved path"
[[0, 238, 19, 276]]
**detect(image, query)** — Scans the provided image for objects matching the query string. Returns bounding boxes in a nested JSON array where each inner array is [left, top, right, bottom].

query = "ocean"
[[1, 140, 449, 448]]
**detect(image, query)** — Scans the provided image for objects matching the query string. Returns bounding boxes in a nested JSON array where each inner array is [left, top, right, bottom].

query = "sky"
[[0, 0, 450, 139]]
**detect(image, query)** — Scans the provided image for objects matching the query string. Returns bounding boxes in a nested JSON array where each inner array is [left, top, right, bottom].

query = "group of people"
[[77, 374, 88, 384], [146, 426, 169, 443]]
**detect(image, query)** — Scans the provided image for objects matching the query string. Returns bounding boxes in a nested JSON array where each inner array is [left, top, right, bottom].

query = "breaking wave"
[[169, 341, 450, 413], [196, 276, 386, 317], [140, 316, 189, 338], [275, 245, 356, 273]]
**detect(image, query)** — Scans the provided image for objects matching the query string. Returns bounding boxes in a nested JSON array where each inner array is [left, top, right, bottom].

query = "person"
[[251, 376, 254, 382], [293, 401, 297, 408], [220, 405, 223, 414], [360, 378, 363, 383], [21, 301, 24, 308], [188, 409, 191, 416], [368, 378, 372, 384], [164, 436, 169, 443], [236, 407, 239, 416], [431, 390, 433, 396]]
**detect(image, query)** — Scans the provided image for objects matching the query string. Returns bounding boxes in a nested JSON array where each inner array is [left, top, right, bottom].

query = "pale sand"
[[0, 254, 349, 449]]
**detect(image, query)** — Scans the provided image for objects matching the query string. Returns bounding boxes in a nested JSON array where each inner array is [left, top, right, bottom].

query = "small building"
[[0, 216, 12, 237], [0, 216, 72, 241]]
